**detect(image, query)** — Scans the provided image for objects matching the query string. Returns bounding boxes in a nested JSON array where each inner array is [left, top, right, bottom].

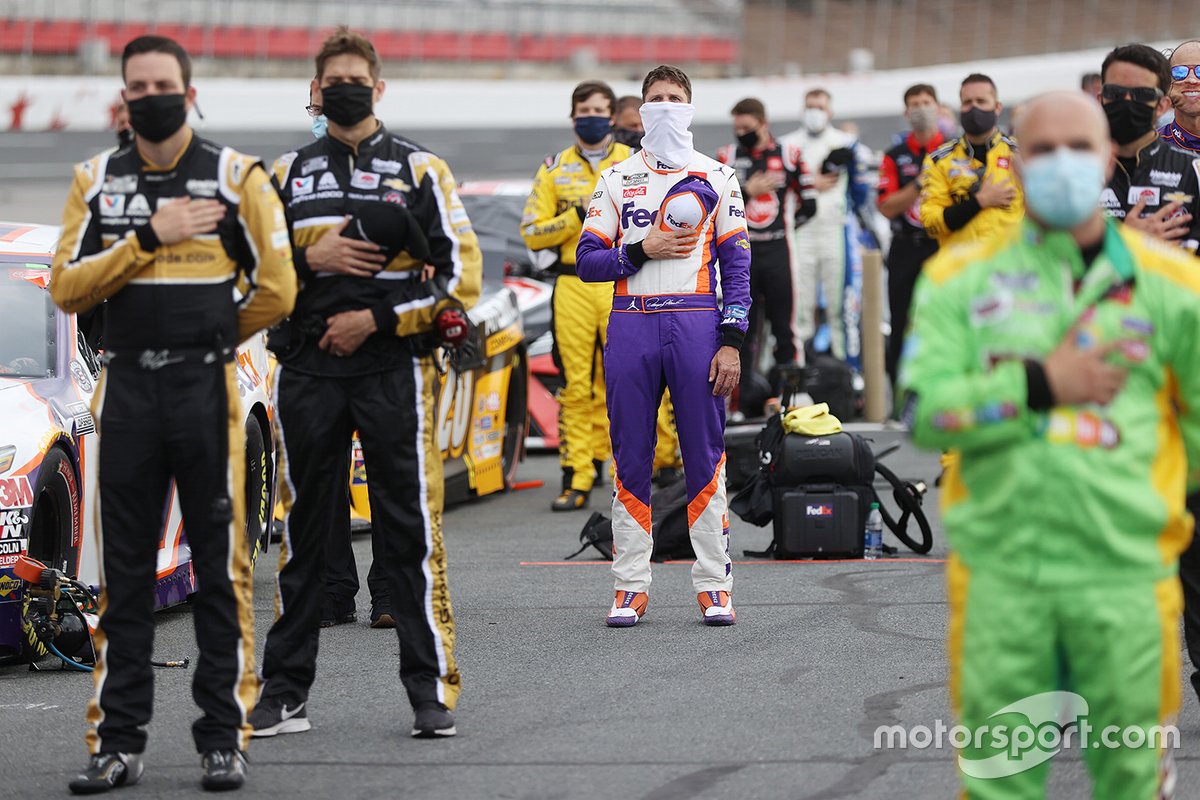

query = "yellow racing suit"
[[522, 142, 680, 497], [919, 130, 1024, 249]]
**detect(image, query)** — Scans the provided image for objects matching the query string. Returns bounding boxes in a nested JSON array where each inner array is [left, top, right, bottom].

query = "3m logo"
[[806, 504, 833, 517], [0, 476, 32, 509]]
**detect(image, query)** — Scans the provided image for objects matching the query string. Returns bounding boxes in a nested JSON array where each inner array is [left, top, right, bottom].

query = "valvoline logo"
[[806, 504, 834, 517]]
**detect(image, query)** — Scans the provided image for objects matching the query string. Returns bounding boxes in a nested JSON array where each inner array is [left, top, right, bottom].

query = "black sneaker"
[[370, 607, 396, 629], [412, 702, 457, 738], [200, 749, 247, 792], [320, 594, 356, 628], [249, 696, 311, 737], [69, 753, 143, 794]]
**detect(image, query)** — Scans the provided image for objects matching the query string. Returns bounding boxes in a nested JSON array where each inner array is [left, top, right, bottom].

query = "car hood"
[[0, 376, 92, 478]]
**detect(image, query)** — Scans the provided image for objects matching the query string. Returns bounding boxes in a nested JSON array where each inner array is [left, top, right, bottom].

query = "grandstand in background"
[[0, 0, 744, 79], [0, 0, 1189, 79]]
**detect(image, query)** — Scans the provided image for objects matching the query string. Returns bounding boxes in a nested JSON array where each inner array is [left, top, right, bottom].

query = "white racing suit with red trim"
[[576, 150, 751, 594]]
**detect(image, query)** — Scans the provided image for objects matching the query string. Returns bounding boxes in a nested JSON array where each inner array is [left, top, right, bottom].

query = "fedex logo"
[[805, 504, 833, 517], [621, 202, 654, 228], [728, 205, 744, 218], [587, 207, 603, 218]]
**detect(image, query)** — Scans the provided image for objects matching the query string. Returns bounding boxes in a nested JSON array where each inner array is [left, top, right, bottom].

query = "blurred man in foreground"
[[901, 90, 1198, 799]]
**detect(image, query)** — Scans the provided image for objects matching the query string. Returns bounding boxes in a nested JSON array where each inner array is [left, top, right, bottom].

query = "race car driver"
[[780, 88, 869, 361], [255, 27, 479, 741], [901, 91, 1199, 799], [1161, 40, 1200, 154], [50, 35, 296, 793], [919, 73, 1024, 250], [717, 97, 816, 414], [877, 84, 944, 386], [1098, 44, 1200, 253], [577, 65, 751, 627], [522, 81, 681, 510]]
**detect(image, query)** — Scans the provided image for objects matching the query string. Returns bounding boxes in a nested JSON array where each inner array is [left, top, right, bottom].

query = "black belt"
[[104, 346, 234, 370]]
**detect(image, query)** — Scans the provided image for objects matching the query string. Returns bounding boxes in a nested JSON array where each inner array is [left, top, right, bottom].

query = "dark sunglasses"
[[1100, 83, 1163, 104], [1171, 65, 1200, 81]]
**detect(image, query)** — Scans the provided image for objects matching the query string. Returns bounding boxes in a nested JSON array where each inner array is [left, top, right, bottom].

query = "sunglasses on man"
[[1171, 65, 1200, 81], [1100, 83, 1164, 104]]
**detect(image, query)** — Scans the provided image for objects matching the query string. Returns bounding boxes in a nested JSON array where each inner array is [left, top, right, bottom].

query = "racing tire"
[[26, 447, 81, 579], [243, 415, 271, 569], [501, 347, 529, 489]]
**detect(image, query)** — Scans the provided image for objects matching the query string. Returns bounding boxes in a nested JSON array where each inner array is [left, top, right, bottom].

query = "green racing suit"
[[900, 219, 1200, 798]]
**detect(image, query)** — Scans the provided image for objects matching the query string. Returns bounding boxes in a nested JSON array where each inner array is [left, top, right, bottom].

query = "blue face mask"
[[311, 114, 328, 139], [1157, 108, 1176, 130], [573, 115, 612, 146], [1021, 148, 1106, 230]]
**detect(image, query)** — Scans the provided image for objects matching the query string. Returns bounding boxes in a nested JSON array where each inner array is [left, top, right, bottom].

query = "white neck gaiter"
[[639, 102, 695, 170]]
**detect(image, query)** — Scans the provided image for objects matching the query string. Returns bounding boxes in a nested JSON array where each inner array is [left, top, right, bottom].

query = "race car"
[[0, 222, 277, 663], [458, 180, 561, 451]]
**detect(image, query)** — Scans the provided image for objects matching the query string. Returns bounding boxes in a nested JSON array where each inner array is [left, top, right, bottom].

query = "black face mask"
[[320, 83, 375, 127], [127, 94, 188, 143], [1103, 99, 1156, 145], [737, 129, 760, 151], [960, 106, 997, 137], [613, 127, 642, 149], [116, 128, 135, 148]]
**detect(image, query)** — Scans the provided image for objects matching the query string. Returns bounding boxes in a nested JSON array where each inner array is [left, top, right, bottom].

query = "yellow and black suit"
[[264, 124, 479, 713], [50, 131, 297, 756], [522, 142, 680, 502], [919, 130, 1024, 249]]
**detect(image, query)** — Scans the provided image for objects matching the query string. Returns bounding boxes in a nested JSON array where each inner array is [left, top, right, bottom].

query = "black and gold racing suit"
[[263, 123, 480, 713], [49, 130, 297, 756]]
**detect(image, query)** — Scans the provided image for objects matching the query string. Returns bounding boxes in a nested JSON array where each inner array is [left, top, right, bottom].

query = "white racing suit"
[[780, 125, 870, 361]]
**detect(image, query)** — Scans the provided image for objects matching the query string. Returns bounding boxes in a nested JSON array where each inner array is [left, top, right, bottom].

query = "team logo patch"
[[1129, 186, 1160, 206], [622, 173, 649, 187], [350, 170, 380, 190], [370, 158, 403, 175], [99, 194, 125, 216], [317, 172, 339, 191], [103, 174, 137, 193], [301, 156, 328, 176], [126, 194, 152, 217], [382, 178, 411, 192], [291, 176, 314, 195], [1149, 169, 1182, 187]]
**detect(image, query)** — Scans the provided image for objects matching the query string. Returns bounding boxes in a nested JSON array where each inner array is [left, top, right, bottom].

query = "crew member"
[[1099, 44, 1200, 252], [919, 73, 1023, 249], [614, 95, 644, 150], [902, 90, 1199, 800], [717, 97, 816, 416], [781, 88, 869, 361], [254, 27, 479, 741], [877, 84, 944, 386], [52, 35, 296, 793], [577, 65, 750, 627], [1161, 40, 1200, 151]]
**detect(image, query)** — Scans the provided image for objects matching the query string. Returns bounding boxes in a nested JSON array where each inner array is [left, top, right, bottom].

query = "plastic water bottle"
[[864, 502, 883, 560]]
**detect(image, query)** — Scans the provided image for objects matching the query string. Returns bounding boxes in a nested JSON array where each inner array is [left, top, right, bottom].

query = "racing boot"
[[551, 488, 589, 511], [605, 590, 649, 627], [698, 591, 736, 626], [370, 599, 396, 629], [69, 753, 143, 794], [200, 749, 247, 792], [412, 702, 457, 738]]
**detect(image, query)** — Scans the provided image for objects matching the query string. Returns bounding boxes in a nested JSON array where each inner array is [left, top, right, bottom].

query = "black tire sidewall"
[[27, 447, 79, 577], [243, 415, 269, 567]]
